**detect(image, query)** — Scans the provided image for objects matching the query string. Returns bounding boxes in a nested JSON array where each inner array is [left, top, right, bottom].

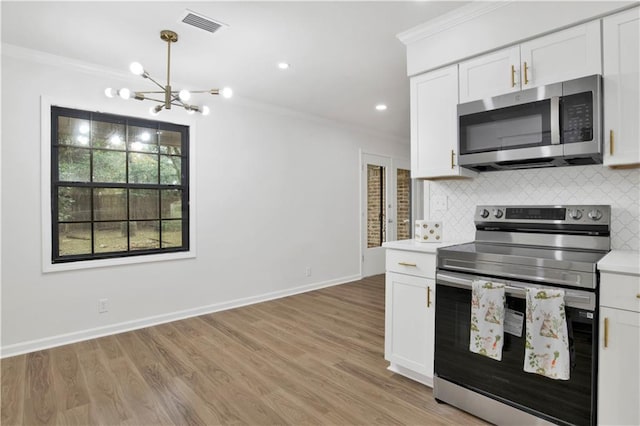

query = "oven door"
[[435, 270, 597, 426]]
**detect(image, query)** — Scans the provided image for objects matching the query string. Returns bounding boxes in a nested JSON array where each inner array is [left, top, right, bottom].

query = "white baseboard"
[[1, 274, 361, 358]]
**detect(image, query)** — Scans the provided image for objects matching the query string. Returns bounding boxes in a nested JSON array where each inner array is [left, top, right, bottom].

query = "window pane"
[[159, 130, 182, 155], [130, 221, 159, 250], [94, 222, 128, 253], [52, 107, 189, 262], [58, 223, 91, 255], [396, 168, 412, 240], [129, 153, 158, 184], [57, 116, 91, 147], [58, 147, 90, 182], [94, 188, 126, 221], [160, 155, 181, 185], [161, 189, 182, 219], [162, 220, 182, 248], [93, 150, 126, 183], [58, 187, 91, 222], [367, 164, 386, 248], [92, 121, 125, 150], [128, 125, 158, 153], [130, 189, 159, 220]]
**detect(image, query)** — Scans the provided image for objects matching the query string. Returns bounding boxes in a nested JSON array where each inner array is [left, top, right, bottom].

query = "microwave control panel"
[[562, 92, 593, 143]]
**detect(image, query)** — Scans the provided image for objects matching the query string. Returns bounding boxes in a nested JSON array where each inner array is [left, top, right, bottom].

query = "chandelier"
[[105, 30, 232, 116]]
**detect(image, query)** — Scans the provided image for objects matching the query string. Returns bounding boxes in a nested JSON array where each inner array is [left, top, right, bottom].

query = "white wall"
[[0, 49, 409, 356], [425, 165, 640, 251]]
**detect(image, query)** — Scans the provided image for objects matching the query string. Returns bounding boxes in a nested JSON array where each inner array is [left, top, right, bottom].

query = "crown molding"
[[1, 42, 130, 81], [397, 1, 513, 45]]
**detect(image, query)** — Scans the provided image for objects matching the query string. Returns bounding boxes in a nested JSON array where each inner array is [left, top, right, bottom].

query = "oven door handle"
[[436, 271, 595, 310], [436, 272, 526, 298]]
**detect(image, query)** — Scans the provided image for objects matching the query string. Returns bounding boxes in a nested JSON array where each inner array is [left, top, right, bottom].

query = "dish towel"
[[470, 280, 506, 360], [524, 287, 570, 380]]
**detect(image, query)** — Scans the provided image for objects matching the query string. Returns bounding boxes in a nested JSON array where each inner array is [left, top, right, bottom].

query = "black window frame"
[[51, 106, 190, 263]]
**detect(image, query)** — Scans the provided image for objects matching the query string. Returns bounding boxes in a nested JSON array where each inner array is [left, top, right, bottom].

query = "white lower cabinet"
[[598, 267, 640, 425], [384, 248, 436, 386]]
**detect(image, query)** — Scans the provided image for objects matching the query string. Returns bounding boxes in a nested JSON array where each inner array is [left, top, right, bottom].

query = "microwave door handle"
[[550, 96, 560, 145]]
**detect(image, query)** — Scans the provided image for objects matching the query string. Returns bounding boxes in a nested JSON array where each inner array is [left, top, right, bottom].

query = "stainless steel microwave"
[[457, 75, 602, 172]]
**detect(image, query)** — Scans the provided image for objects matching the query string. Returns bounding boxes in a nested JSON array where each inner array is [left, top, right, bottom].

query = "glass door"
[[361, 154, 411, 277]]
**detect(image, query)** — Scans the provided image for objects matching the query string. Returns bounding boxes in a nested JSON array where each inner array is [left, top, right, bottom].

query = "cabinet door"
[[598, 307, 640, 426], [520, 21, 601, 89], [459, 46, 520, 103], [385, 272, 435, 377], [603, 7, 640, 167], [411, 65, 475, 179]]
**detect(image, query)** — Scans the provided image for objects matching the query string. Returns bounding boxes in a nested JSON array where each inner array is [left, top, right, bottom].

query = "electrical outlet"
[[305, 267, 312, 277], [432, 195, 448, 211], [98, 298, 109, 313]]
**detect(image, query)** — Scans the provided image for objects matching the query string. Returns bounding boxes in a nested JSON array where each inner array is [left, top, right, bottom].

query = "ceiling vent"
[[179, 9, 227, 34]]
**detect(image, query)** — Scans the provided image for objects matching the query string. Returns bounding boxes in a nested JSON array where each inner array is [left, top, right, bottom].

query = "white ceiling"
[[1, 1, 468, 140]]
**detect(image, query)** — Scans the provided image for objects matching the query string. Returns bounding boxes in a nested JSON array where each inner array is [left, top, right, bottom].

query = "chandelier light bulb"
[[110, 135, 123, 145], [149, 106, 160, 116], [129, 62, 145, 76], [104, 88, 115, 98], [79, 123, 90, 134], [202, 106, 210, 116], [118, 88, 131, 100], [178, 89, 191, 102], [140, 131, 151, 142], [221, 87, 233, 99]]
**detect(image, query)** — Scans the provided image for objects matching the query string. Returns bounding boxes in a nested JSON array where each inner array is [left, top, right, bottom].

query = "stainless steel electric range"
[[434, 205, 611, 426]]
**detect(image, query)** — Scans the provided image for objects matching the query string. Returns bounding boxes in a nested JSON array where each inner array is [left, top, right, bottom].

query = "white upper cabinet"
[[459, 21, 602, 103], [520, 21, 601, 89], [411, 65, 476, 179], [459, 46, 521, 103], [603, 7, 640, 167]]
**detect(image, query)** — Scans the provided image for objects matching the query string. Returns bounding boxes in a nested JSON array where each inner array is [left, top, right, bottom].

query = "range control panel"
[[475, 205, 611, 225]]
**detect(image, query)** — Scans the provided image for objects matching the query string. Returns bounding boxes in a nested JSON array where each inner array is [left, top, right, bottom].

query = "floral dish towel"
[[470, 280, 506, 361], [524, 287, 570, 380]]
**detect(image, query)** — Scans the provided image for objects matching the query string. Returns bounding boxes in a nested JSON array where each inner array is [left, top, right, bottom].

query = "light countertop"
[[382, 239, 469, 254], [598, 250, 640, 276]]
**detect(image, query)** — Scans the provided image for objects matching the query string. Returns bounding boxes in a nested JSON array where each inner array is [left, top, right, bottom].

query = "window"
[[51, 106, 189, 263]]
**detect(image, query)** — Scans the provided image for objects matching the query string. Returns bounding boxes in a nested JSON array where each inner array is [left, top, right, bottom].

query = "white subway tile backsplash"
[[427, 165, 640, 250]]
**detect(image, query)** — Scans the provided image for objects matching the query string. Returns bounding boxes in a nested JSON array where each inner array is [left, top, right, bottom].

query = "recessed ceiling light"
[[375, 104, 387, 111], [278, 62, 290, 70]]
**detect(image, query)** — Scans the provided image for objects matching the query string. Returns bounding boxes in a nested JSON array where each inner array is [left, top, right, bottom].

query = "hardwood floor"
[[1, 275, 485, 425]]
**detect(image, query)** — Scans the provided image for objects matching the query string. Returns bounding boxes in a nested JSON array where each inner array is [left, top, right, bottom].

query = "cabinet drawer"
[[386, 249, 436, 278], [600, 272, 640, 312]]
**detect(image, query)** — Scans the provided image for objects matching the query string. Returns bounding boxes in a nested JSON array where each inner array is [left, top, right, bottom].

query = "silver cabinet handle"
[[550, 96, 560, 145]]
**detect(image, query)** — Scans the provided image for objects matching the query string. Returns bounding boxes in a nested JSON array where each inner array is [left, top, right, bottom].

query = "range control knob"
[[588, 209, 603, 221], [492, 209, 504, 219], [480, 209, 490, 218], [568, 209, 583, 220]]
